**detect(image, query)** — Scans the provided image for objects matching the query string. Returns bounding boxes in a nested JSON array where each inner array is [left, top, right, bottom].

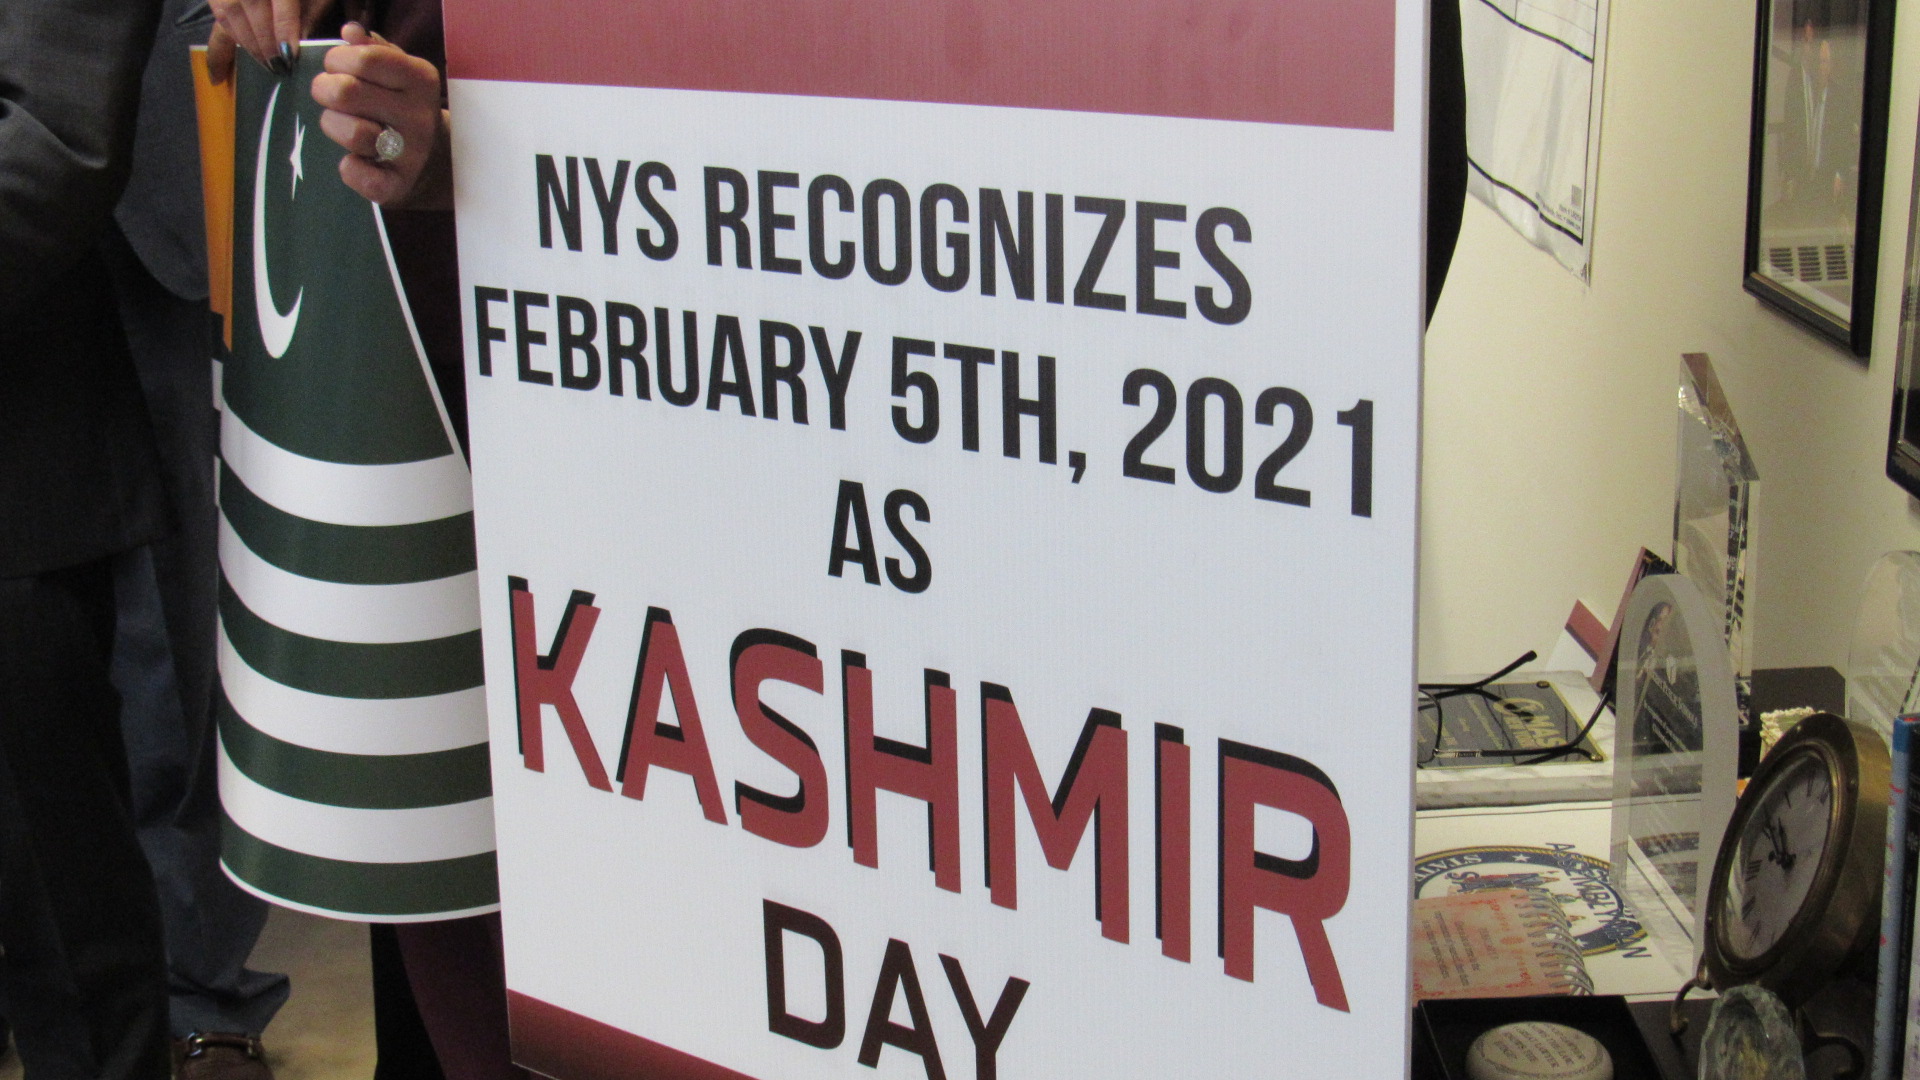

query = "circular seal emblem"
[[1414, 844, 1646, 955]]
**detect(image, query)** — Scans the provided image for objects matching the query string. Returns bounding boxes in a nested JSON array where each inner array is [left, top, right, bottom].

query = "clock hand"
[[1759, 819, 1782, 863], [1767, 820, 1796, 874]]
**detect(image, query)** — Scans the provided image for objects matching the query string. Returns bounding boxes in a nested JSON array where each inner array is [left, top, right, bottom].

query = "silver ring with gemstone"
[[374, 125, 405, 163]]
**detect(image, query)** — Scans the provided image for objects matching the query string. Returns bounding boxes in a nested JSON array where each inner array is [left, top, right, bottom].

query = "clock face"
[[1718, 750, 1835, 962]]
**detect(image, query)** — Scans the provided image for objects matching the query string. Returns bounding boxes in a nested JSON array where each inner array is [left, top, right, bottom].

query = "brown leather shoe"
[[173, 1032, 273, 1080]]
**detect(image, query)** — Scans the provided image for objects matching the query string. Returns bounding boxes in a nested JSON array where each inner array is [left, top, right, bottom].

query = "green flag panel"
[[219, 579, 483, 700], [218, 690, 493, 810], [219, 50, 496, 922], [220, 462, 478, 585], [223, 814, 499, 919], [227, 56, 452, 466]]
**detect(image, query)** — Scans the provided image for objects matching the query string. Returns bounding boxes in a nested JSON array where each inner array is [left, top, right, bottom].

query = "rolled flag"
[[217, 45, 496, 921]]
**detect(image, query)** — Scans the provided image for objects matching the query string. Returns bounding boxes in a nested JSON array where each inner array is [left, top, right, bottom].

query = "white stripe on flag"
[[218, 622, 488, 756], [218, 736, 497, 864], [217, 865, 500, 925], [219, 517, 480, 644], [219, 401, 473, 527]]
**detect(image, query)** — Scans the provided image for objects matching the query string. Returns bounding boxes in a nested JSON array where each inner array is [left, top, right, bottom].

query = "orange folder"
[[188, 46, 236, 349]]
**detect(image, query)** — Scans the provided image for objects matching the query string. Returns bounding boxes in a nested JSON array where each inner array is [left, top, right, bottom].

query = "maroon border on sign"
[[510, 992, 765, 1080], [444, 0, 1394, 131]]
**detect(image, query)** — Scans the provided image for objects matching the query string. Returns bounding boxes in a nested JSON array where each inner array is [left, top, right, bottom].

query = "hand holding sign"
[[313, 23, 451, 208]]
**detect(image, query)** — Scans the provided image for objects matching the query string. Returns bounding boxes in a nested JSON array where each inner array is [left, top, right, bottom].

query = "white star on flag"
[[289, 115, 306, 198]]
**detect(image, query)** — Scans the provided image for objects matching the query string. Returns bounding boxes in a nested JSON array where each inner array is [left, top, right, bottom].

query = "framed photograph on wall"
[[1743, 0, 1897, 357]]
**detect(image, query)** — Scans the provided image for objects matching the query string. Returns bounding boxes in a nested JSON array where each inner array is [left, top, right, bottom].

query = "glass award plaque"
[[1672, 353, 1759, 727], [1845, 550, 1920, 743], [1609, 574, 1739, 975]]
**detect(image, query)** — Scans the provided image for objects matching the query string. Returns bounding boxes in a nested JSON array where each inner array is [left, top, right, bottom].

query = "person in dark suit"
[[0, 0, 173, 1077], [105, 3, 291, 1077]]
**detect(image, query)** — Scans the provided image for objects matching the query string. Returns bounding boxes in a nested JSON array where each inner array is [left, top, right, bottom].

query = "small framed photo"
[[1743, 0, 1898, 357]]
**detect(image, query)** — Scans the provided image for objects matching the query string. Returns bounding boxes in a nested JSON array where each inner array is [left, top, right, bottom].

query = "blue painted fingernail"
[[268, 54, 289, 75]]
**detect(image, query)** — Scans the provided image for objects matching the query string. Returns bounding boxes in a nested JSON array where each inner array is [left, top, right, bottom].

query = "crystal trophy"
[[1700, 984, 1806, 1080], [1845, 550, 1920, 744], [1610, 574, 1739, 977], [1673, 353, 1759, 728]]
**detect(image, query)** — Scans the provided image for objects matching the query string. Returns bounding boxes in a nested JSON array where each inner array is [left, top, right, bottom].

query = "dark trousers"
[[105, 228, 286, 1039], [373, 913, 529, 1080], [0, 560, 169, 1080]]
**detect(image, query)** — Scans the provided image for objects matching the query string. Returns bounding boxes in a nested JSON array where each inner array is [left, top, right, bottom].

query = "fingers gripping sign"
[[208, 0, 333, 81], [312, 23, 451, 207]]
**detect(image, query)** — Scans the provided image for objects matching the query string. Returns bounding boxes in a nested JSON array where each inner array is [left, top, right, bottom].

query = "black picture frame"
[[1743, 0, 1897, 357]]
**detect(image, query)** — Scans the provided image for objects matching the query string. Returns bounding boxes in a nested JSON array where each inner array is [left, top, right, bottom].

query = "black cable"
[[1417, 650, 1537, 764], [1420, 650, 1538, 696], [1415, 689, 1445, 766], [1414, 651, 1611, 765], [1429, 689, 1608, 763], [1516, 690, 1611, 765]]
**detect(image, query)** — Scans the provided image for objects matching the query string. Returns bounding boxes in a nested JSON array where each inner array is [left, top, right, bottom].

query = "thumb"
[[208, 24, 237, 83]]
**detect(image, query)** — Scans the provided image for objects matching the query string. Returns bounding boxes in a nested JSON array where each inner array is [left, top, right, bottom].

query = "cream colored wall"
[[1418, 0, 1920, 679]]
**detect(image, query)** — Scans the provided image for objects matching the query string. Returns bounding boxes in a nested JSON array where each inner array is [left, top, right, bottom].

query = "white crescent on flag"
[[252, 82, 303, 359]]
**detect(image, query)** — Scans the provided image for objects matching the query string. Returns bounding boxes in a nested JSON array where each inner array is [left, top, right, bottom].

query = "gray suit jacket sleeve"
[[0, 0, 163, 315], [116, 0, 215, 303]]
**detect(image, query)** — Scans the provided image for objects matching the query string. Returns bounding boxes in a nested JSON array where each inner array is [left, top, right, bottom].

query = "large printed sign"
[[447, 2, 1424, 1076]]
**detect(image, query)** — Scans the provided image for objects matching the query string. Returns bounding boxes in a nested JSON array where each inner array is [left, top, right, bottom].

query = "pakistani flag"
[[218, 48, 496, 920]]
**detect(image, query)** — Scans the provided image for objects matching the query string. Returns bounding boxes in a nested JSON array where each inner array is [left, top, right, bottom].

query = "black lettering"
[[706, 314, 756, 415], [1195, 207, 1252, 325], [1134, 201, 1187, 318], [939, 955, 1029, 1080], [1073, 196, 1126, 311], [473, 286, 507, 377], [884, 489, 932, 594], [944, 343, 994, 452], [658, 307, 700, 407], [705, 166, 752, 268], [556, 295, 600, 391], [514, 290, 552, 385], [829, 480, 880, 585], [858, 939, 947, 1080], [764, 900, 846, 1050], [1185, 377, 1242, 492], [633, 161, 679, 260], [920, 183, 970, 293], [584, 158, 630, 255], [1044, 193, 1065, 304], [811, 327, 860, 431], [891, 337, 939, 444], [808, 175, 857, 280], [979, 189, 1034, 301], [758, 170, 803, 275], [863, 179, 912, 286], [605, 301, 649, 398], [760, 320, 808, 423], [535, 154, 582, 251], [1000, 353, 1055, 463], [1122, 368, 1177, 484]]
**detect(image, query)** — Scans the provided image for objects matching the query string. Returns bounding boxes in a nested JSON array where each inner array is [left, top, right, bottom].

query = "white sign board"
[[447, 2, 1424, 1075]]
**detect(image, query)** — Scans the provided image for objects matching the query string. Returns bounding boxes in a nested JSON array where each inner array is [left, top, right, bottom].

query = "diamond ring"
[[374, 125, 405, 163]]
